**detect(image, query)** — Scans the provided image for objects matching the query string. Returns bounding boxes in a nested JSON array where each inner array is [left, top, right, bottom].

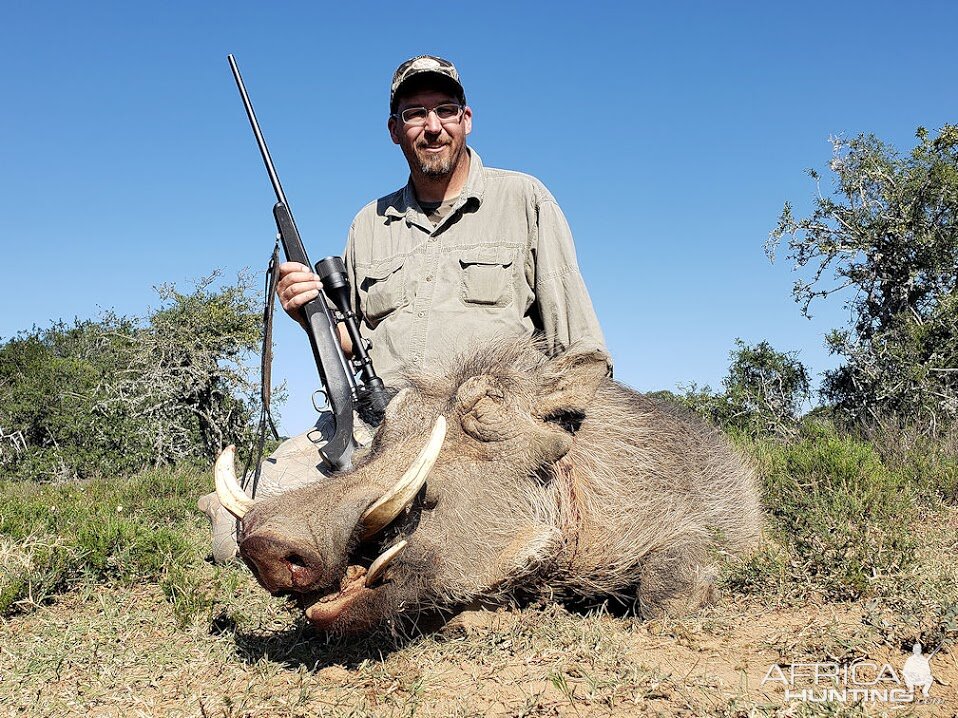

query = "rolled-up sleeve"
[[533, 195, 613, 375]]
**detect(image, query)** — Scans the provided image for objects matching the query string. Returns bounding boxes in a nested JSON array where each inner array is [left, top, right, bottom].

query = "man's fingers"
[[278, 261, 312, 275], [282, 286, 321, 310], [278, 271, 320, 290], [279, 280, 321, 304], [277, 263, 322, 308], [278, 277, 321, 298], [276, 262, 324, 326]]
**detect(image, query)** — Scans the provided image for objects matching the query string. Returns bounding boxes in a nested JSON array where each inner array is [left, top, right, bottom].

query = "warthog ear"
[[456, 374, 520, 442], [534, 349, 609, 426]]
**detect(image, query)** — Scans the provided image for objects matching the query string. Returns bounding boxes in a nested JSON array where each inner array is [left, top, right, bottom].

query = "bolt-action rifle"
[[227, 54, 391, 470]]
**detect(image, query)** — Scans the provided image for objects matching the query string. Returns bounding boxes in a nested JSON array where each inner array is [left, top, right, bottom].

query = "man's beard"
[[416, 143, 459, 178]]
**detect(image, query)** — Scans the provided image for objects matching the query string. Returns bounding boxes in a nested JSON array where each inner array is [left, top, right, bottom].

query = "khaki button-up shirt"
[[344, 149, 609, 384]]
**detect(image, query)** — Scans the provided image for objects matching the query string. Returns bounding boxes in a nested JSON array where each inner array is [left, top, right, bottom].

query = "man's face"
[[389, 88, 472, 179]]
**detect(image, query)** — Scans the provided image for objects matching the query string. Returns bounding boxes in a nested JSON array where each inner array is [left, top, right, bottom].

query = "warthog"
[[216, 340, 761, 634]]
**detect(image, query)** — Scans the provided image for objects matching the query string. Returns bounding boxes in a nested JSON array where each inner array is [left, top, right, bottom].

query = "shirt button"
[[418, 311, 425, 317], [425, 275, 433, 282]]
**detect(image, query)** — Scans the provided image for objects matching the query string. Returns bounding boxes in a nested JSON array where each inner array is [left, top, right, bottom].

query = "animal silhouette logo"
[[902, 643, 934, 698]]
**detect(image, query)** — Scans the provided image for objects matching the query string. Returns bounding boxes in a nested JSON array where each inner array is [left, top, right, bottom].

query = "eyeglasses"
[[393, 103, 464, 126]]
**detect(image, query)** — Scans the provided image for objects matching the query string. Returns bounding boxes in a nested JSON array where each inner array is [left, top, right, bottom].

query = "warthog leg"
[[637, 544, 718, 618]]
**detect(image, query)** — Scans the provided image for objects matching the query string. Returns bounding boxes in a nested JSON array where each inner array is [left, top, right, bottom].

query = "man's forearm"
[[337, 322, 354, 357]]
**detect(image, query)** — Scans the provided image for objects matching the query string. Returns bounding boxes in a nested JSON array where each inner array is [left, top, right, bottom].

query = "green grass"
[[868, 422, 958, 506], [4, 419, 957, 632], [0, 464, 207, 615]]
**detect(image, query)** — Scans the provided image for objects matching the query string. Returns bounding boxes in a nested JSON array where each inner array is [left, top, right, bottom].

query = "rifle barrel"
[[227, 54, 290, 210]]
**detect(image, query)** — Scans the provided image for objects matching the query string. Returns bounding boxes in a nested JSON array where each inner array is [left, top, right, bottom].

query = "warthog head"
[[216, 340, 761, 634]]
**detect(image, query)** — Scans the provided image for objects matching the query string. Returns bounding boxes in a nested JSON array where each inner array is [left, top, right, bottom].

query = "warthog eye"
[[542, 409, 586, 434]]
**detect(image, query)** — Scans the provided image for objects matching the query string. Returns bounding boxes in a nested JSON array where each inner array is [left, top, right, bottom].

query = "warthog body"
[[223, 340, 761, 634]]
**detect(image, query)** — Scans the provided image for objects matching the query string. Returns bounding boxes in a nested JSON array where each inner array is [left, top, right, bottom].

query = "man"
[[202, 55, 609, 562], [276, 55, 610, 382]]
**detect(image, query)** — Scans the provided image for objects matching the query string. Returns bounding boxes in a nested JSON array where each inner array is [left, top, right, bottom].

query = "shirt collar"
[[384, 148, 486, 220]]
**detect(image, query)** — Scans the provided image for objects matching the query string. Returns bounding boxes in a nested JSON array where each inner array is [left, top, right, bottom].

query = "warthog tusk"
[[214, 445, 255, 520], [360, 416, 446, 539], [365, 540, 408, 587]]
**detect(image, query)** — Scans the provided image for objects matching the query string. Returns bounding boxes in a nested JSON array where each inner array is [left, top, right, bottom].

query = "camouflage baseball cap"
[[390, 55, 465, 112]]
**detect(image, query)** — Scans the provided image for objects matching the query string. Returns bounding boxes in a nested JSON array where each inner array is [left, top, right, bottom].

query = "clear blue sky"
[[1, 2, 954, 434]]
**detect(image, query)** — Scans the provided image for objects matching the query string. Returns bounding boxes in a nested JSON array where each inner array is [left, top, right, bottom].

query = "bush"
[[769, 125, 958, 427], [861, 420, 958, 507], [728, 422, 919, 601], [0, 272, 269, 481]]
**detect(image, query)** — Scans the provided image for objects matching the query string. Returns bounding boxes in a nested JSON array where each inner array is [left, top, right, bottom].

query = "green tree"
[[768, 125, 958, 427], [681, 339, 810, 438], [723, 340, 810, 436]]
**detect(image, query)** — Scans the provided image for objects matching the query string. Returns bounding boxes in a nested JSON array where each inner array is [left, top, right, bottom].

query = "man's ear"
[[533, 350, 609, 422], [388, 116, 401, 145], [462, 105, 473, 137]]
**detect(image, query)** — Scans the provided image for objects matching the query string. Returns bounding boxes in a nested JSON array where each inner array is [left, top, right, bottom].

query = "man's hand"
[[276, 262, 322, 327], [276, 262, 353, 355]]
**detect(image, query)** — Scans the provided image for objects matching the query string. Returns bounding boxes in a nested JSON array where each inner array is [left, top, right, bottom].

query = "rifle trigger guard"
[[312, 389, 330, 414]]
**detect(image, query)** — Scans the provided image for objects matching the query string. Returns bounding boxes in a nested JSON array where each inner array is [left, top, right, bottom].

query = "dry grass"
[[2, 543, 955, 717]]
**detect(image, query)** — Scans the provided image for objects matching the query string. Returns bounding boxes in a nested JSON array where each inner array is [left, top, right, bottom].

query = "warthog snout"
[[240, 534, 327, 594]]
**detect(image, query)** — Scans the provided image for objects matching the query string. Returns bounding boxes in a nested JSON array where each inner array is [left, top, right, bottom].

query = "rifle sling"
[[242, 240, 282, 499]]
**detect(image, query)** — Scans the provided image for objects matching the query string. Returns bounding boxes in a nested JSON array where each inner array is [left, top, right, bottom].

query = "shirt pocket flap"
[[361, 254, 407, 281], [458, 246, 514, 268]]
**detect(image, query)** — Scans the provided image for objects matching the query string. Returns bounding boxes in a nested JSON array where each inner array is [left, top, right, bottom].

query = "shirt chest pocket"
[[358, 255, 408, 323], [459, 246, 515, 307]]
